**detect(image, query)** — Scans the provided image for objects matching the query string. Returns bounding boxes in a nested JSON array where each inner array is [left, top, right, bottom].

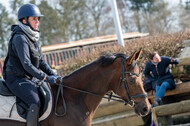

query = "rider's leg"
[[5, 76, 40, 126], [27, 104, 39, 126]]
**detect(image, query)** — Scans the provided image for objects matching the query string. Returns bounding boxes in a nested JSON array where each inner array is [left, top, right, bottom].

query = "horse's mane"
[[97, 52, 127, 66], [64, 52, 127, 78]]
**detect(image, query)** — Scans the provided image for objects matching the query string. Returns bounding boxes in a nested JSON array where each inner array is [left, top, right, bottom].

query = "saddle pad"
[[0, 83, 52, 122]]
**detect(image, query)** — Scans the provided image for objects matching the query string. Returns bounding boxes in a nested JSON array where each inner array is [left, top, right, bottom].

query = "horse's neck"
[[62, 64, 113, 115]]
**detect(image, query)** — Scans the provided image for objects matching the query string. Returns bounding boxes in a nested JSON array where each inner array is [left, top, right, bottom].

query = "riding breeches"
[[5, 74, 40, 108]]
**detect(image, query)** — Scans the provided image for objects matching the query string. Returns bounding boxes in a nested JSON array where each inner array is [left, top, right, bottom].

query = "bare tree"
[[178, 0, 190, 30], [85, 0, 108, 36], [142, 0, 174, 35], [0, 4, 14, 57]]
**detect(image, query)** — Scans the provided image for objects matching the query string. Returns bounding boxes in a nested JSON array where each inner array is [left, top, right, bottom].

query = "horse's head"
[[111, 49, 151, 116]]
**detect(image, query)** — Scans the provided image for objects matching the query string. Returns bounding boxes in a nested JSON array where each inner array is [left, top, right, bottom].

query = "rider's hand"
[[54, 74, 62, 80], [45, 75, 57, 84]]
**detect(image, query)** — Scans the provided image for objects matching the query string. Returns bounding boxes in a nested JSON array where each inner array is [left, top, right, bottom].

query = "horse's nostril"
[[143, 107, 148, 113]]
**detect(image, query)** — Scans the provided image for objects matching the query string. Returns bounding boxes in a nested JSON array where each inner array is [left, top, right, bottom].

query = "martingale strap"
[[55, 80, 67, 117]]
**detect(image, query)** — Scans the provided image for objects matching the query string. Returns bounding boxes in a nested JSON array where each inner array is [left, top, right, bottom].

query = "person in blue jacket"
[[3, 3, 61, 126], [144, 51, 180, 107]]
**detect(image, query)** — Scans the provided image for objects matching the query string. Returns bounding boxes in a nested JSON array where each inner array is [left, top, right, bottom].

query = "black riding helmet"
[[18, 3, 43, 30]]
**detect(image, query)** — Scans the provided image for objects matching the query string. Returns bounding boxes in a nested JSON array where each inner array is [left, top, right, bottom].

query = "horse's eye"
[[129, 79, 135, 84]]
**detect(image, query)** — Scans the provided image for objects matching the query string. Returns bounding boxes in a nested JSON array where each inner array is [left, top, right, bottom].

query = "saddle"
[[0, 78, 50, 119], [0, 79, 13, 96]]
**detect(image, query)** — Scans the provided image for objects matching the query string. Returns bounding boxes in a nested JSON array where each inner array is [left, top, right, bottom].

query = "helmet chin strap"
[[24, 17, 40, 32]]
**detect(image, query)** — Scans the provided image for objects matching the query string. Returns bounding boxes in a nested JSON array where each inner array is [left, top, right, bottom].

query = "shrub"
[[60, 30, 190, 75]]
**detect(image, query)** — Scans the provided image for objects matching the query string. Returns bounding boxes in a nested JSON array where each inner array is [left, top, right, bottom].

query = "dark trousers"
[[5, 74, 40, 108]]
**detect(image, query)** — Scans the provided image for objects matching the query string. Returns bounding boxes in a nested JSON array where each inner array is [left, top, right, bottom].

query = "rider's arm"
[[144, 61, 154, 81], [39, 51, 56, 76], [12, 35, 46, 80]]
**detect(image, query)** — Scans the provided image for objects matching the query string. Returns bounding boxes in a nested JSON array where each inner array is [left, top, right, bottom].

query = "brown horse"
[[0, 49, 151, 126]]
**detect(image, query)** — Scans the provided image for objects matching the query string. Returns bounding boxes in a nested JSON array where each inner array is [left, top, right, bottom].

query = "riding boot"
[[26, 104, 40, 126]]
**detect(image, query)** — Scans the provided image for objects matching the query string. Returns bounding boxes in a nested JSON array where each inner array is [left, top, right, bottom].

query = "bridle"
[[115, 58, 147, 107], [54, 57, 147, 116]]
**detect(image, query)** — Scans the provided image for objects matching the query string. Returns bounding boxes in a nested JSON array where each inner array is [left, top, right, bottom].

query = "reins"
[[57, 82, 126, 102], [54, 80, 126, 116], [54, 57, 147, 116]]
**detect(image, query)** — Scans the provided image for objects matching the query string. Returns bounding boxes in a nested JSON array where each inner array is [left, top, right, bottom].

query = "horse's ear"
[[126, 51, 137, 65], [135, 48, 143, 61]]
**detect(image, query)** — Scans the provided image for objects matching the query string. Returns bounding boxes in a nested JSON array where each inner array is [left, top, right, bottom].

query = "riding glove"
[[45, 75, 57, 84], [53, 74, 62, 79]]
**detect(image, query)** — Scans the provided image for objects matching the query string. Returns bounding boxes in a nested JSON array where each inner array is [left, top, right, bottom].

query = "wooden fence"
[[42, 32, 149, 67]]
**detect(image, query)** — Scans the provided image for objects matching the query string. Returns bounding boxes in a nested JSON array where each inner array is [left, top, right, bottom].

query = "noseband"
[[115, 58, 147, 107]]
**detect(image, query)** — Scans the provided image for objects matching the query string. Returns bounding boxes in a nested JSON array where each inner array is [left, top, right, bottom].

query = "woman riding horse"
[[1, 48, 150, 126], [3, 3, 61, 126]]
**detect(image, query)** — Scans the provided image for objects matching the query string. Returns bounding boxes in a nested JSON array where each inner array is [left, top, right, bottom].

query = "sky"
[[0, 0, 10, 10]]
